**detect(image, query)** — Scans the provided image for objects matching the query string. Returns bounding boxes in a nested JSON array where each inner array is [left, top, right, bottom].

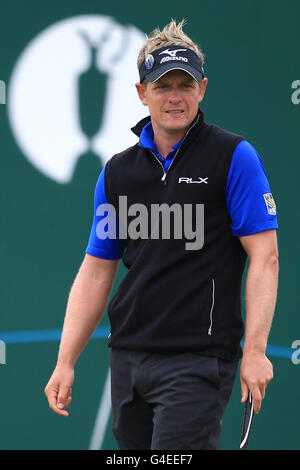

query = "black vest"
[[105, 110, 246, 360]]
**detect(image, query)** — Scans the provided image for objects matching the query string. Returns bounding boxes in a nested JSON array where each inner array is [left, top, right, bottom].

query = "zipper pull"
[[161, 173, 167, 185]]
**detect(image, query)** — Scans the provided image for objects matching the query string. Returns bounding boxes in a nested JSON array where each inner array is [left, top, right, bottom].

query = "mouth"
[[165, 109, 185, 115]]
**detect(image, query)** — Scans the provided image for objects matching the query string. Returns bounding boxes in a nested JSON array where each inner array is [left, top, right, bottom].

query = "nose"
[[168, 86, 182, 103]]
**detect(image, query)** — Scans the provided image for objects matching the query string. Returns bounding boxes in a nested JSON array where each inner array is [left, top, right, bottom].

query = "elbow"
[[268, 251, 279, 275], [249, 249, 279, 274]]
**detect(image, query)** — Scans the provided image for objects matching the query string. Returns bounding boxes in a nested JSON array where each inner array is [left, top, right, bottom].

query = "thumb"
[[240, 380, 249, 403], [57, 386, 71, 410]]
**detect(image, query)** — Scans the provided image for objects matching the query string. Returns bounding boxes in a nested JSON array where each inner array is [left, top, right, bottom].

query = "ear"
[[198, 77, 208, 104], [135, 82, 148, 106]]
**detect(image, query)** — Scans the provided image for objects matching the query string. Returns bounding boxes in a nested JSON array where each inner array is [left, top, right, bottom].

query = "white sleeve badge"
[[263, 193, 277, 215]]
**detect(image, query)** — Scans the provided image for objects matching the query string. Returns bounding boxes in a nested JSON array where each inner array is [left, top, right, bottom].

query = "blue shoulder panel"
[[85, 165, 127, 259], [226, 141, 279, 236]]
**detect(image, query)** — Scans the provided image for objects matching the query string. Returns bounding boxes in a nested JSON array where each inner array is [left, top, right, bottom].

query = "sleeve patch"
[[263, 193, 276, 215]]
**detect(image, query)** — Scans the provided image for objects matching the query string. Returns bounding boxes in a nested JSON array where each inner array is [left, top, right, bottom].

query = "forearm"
[[57, 261, 116, 368], [243, 255, 279, 354]]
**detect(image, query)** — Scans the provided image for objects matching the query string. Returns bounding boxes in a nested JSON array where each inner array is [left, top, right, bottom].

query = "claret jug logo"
[[8, 16, 146, 183]]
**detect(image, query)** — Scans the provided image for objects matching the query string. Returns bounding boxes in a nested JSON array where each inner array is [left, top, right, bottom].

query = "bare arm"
[[239, 229, 279, 413], [45, 254, 119, 416]]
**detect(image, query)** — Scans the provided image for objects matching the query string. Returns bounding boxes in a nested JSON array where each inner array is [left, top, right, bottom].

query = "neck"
[[151, 113, 199, 158], [153, 131, 184, 158]]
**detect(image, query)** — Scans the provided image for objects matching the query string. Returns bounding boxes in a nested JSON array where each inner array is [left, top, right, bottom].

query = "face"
[[136, 70, 208, 138]]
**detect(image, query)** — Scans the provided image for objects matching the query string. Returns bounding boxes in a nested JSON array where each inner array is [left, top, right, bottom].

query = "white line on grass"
[[89, 367, 111, 450]]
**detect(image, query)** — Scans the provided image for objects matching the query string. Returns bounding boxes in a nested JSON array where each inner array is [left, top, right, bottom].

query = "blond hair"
[[137, 19, 205, 69]]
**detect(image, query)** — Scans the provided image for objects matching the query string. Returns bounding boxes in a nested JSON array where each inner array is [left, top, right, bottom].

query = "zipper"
[[208, 278, 215, 336], [150, 113, 200, 185], [150, 150, 167, 184]]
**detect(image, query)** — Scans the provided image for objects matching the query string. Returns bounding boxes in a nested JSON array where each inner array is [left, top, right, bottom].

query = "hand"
[[240, 351, 273, 414], [44, 365, 74, 417]]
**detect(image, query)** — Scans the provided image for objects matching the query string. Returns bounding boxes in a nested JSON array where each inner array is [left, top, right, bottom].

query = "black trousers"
[[109, 349, 238, 450]]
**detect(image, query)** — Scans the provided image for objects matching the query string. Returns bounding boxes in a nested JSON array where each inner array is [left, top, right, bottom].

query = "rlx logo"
[[178, 177, 208, 184]]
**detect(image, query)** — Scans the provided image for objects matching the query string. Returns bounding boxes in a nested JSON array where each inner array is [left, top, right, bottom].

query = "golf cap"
[[139, 45, 205, 84]]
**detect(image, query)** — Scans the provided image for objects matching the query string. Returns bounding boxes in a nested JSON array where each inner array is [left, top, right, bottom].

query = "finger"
[[249, 386, 262, 414], [46, 388, 58, 410], [260, 383, 266, 400], [46, 389, 69, 416], [55, 405, 69, 417], [258, 374, 272, 402], [63, 393, 72, 409], [57, 386, 71, 411], [240, 380, 249, 403]]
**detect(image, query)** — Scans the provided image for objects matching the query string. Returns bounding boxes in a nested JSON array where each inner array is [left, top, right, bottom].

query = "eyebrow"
[[155, 76, 195, 86]]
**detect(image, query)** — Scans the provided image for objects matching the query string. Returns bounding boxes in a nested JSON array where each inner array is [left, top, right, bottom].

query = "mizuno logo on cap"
[[159, 48, 187, 57]]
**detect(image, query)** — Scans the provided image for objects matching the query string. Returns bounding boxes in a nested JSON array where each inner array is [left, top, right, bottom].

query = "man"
[[45, 19, 279, 450]]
